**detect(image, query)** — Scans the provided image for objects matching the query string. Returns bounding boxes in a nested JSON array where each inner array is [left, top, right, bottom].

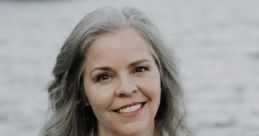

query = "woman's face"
[[83, 28, 161, 136]]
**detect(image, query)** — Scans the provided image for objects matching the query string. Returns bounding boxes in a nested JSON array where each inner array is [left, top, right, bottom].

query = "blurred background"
[[0, 0, 258, 136]]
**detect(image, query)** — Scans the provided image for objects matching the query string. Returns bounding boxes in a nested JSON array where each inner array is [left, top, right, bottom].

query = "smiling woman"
[[83, 28, 161, 136], [40, 7, 190, 136]]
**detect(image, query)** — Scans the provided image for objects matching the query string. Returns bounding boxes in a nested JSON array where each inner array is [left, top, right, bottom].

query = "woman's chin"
[[118, 123, 147, 136], [119, 129, 140, 136]]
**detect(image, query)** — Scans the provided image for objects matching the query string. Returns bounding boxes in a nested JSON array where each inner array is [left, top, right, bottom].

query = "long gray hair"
[[41, 7, 190, 136]]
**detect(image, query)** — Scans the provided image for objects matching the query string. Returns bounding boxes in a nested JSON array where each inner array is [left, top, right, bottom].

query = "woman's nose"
[[115, 75, 137, 97]]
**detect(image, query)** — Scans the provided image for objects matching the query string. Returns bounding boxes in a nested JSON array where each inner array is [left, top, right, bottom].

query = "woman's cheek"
[[87, 83, 115, 104]]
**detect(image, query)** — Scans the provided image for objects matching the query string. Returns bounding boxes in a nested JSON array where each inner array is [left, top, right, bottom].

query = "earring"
[[85, 103, 90, 107]]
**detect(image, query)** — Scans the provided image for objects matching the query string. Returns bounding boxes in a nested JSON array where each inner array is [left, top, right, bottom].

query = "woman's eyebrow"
[[90, 59, 150, 75], [128, 59, 150, 68], [90, 67, 111, 75]]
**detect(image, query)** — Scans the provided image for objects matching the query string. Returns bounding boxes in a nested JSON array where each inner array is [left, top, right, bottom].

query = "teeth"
[[118, 103, 142, 113]]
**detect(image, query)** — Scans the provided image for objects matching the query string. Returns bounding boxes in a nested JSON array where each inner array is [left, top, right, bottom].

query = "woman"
[[41, 7, 190, 136]]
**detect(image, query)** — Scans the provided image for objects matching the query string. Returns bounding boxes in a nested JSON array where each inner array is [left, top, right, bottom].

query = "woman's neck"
[[96, 122, 157, 136]]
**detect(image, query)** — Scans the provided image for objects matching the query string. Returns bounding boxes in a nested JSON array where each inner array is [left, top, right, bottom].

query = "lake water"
[[0, 0, 259, 136]]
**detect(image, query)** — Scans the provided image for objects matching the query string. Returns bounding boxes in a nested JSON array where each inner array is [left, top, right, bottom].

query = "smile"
[[113, 102, 146, 115]]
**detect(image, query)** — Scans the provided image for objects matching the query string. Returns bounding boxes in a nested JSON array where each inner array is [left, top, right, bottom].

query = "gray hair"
[[41, 7, 190, 136]]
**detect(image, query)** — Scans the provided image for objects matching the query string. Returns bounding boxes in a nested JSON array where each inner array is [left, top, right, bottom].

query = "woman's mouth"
[[113, 102, 146, 116]]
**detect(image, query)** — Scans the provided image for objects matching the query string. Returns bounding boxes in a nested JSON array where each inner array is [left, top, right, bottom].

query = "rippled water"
[[0, 0, 258, 136]]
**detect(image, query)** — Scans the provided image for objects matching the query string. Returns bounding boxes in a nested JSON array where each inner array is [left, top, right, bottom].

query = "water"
[[0, 0, 259, 136]]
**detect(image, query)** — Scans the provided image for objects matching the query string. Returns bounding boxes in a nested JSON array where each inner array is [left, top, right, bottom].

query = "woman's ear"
[[82, 92, 90, 106], [80, 82, 90, 106]]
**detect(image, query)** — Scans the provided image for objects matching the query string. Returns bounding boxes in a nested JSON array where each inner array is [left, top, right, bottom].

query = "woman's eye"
[[96, 73, 111, 82], [134, 66, 149, 73]]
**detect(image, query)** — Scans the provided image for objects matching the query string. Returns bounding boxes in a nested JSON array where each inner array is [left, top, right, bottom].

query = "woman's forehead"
[[84, 28, 157, 70], [86, 28, 153, 60]]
